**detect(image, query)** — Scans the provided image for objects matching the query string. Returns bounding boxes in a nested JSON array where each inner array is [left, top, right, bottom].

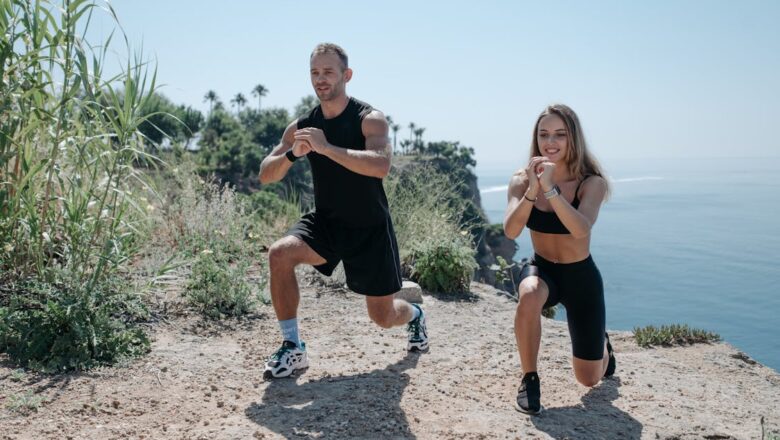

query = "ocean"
[[477, 156, 780, 371]]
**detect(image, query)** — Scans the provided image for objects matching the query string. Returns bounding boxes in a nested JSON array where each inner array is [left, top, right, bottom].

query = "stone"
[[394, 281, 423, 304]]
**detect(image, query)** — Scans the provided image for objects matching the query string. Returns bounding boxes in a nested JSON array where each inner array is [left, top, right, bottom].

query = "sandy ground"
[[1, 282, 779, 440]]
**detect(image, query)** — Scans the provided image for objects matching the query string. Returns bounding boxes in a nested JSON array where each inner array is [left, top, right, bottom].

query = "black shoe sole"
[[514, 400, 544, 415], [407, 342, 429, 352], [263, 365, 307, 381]]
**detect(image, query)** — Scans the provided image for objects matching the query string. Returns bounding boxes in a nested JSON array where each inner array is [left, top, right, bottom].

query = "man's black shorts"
[[286, 212, 403, 296]]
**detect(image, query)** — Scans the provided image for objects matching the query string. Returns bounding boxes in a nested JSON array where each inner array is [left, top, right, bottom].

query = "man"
[[258, 43, 428, 379]]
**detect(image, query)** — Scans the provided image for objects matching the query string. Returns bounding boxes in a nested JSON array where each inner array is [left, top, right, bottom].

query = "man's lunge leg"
[[269, 238, 303, 346], [366, 296, 414, 328], [268, 236, 327, 331], [263, 236, 326, 379], [366, 296, 428, 351]]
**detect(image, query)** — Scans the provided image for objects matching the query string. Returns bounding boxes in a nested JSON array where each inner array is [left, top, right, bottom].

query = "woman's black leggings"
[[519, 253, 605, 361]]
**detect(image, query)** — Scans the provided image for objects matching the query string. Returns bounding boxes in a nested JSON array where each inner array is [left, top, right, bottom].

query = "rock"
[[394, 281, 423, 304]]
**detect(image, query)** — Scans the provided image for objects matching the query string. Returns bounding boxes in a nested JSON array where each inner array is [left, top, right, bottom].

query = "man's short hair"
[[310, 43, 348, 70]]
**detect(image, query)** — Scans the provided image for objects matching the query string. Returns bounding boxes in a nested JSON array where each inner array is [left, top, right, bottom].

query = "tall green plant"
[[0, 0, 162, 371], [384, 164, 473, 260]]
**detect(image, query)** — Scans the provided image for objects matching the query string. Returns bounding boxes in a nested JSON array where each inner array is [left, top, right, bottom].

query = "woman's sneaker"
[[407, 304, 429, 352], [514, 372, 543, 415], [604, 332, 616, 377], [263, 340, 308, 380]]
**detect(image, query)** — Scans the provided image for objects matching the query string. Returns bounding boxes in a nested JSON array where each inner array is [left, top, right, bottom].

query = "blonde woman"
[[503, 104, 615, 415]]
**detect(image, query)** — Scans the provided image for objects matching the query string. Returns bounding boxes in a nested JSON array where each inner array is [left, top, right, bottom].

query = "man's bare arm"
[[258, 119, 310, 184], [293, 110, 391, 179]]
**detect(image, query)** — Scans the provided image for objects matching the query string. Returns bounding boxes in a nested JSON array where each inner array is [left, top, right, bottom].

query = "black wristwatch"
[[285, 150, 300, 162]]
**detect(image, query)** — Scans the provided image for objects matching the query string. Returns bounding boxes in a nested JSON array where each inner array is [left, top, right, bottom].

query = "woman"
[[503, 104, 615, 415]]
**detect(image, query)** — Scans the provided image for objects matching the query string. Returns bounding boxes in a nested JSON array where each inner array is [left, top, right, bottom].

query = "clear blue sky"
[[88, 0, 780, 171]]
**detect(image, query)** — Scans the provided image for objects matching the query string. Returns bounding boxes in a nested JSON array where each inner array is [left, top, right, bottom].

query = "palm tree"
[[252, 84, 268, 110], [231, 93, 247, 114], [408, 122, 416, 146], [414, 127, 425, 143], [400, 139, 412, 155], [203, 90, 218, 115], [391, 124, 400, 153], [414, 127, 425, 154]]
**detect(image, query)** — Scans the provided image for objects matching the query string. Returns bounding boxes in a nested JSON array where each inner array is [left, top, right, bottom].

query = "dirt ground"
[[1, 282, 779, 440]]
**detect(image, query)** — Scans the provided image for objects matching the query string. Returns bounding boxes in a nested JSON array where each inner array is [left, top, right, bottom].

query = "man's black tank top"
[[297, 97, 390, 226]]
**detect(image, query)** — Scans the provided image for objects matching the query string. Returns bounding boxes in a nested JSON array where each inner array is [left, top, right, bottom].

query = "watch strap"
[[285, 150, 299, 162], [543, 185, 560, 200]]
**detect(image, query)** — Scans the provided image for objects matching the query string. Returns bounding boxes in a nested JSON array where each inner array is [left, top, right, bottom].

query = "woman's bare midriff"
[[530, 231, 591, 263]]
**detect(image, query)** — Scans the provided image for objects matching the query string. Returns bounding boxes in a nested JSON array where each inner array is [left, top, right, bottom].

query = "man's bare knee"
[[268, 237, 302, 271], [369, 312, 395, 329], [366, 297, 398, 329]]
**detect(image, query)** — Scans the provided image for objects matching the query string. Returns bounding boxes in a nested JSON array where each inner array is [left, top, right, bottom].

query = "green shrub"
[[9, 369, 25, 382], [0, 276, 150, 372], [156, 170, 252, 259], [491, 255, 516, 291], [541, 306, 557, 319], [186, 251, 258, 319], [407, 238, 477, 294], [244, 190, 302, 238], [385, 164, 472, 261], [144, 156, 278, 319], [6, 391, 46, 414], [0, 1, 160, 370], [633, 324, 721, 348]]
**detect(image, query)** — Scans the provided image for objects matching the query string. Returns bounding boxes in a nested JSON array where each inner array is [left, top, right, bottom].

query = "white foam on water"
[[609, 176, 665, 183], [480, 185, 509, 194]]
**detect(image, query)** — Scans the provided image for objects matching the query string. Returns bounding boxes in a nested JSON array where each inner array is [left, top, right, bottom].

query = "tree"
[[247, 107, 291, 152], [408, 122, 416, 146], [231, 93, 247, 114], [391, 123, 400, 154], [400, 139, 412, 155], [456, 145, 476, 168], [294, 95, 319, 118], [252, 84, 268, 110], [203, 90, 218, 116], [426, 140, 461, 159], [414, 127, 426, 154], [138, 93, 203, 146], [177, 105, 204, 142]]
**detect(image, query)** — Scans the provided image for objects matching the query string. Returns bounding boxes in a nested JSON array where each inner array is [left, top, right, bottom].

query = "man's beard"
[[317, 83, 343, 101]]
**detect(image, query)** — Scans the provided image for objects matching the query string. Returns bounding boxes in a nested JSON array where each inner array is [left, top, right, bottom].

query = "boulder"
[[394, 280, 423, 304]]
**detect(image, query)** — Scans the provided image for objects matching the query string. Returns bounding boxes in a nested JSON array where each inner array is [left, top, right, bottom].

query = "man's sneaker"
[[515, 372, 543, 415], [263, 340, 308, 380], [406, 304, 429, 352], [604, 332, 616, 377]]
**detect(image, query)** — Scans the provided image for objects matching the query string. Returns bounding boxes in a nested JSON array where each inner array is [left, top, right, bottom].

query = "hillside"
[[1, 282, 778, 439]]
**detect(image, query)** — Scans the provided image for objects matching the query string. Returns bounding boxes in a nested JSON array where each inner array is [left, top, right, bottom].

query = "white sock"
[[279, 318, 300, 347], [409, 304, 421, 322]]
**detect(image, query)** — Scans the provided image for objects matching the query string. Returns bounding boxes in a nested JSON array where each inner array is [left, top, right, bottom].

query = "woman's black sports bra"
[[526, 177, 590, 234]]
